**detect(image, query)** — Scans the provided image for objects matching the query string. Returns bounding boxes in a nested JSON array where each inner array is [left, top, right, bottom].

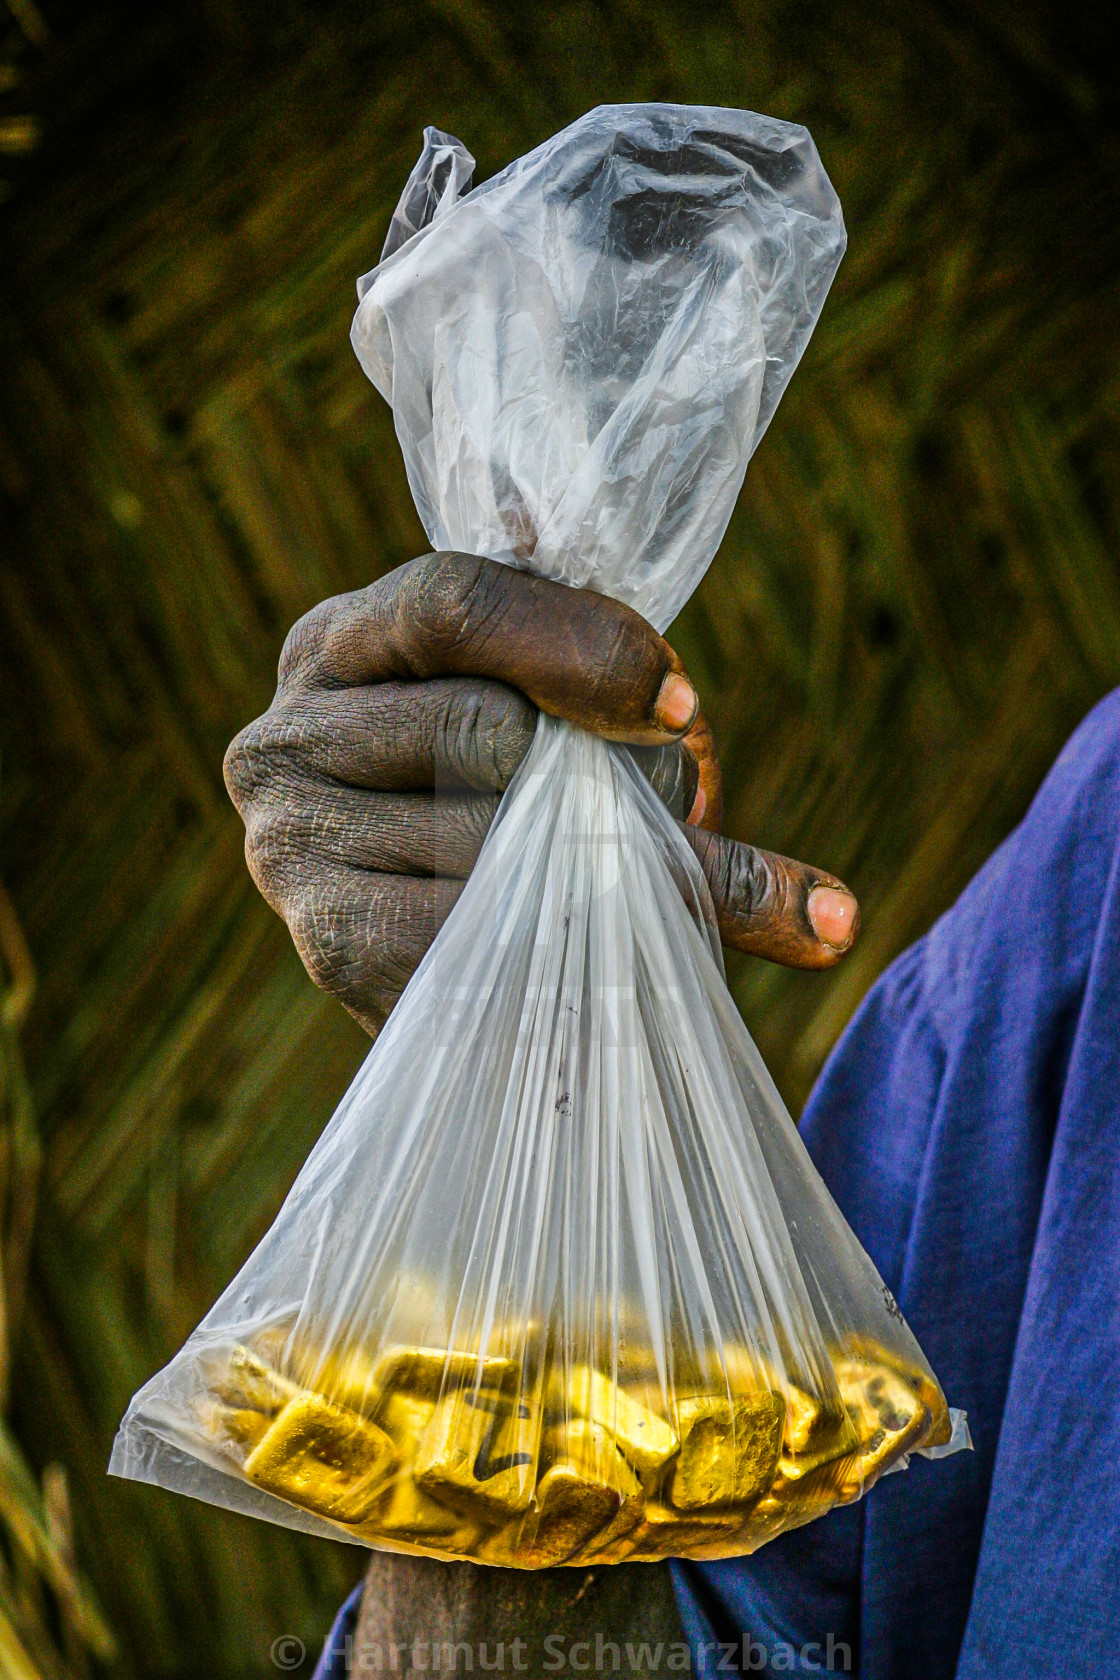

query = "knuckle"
[[401, 551, 492, 665], [716, 837, 742, 914], [483, 686, 538, 786], [577, 601, 666, 732], [602, 612, 642, 683], [287, 881, 422, 1015], [436, 684, 477, 778], [439, 680, 536, 789], [728, 842, 771, 919], [696, 832, 768, 923], [223, 718, 267, 810], [735, 846, 772, 913], [277, 586, 378, 688], [288, 890, 362, 997], [223, 705, 314, 811], [285, 877, 456, 1025], [243, 811, 297, 900], [579, 615, 632, 716], [277, 601, 331, 685]]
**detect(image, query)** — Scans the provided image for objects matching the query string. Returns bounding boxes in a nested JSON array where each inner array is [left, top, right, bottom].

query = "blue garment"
[[674, 688, 1120, 1678], [312, 1581, 363, 1680]]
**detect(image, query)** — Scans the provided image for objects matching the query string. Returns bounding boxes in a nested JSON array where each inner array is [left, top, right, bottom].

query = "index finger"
[[278, 551, 700, 746]]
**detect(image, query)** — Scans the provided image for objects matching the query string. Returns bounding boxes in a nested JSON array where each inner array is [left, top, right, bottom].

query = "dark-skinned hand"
[[224, 552, 860, 1037]]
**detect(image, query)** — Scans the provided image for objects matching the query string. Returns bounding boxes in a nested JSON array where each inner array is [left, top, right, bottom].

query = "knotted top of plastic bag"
[[352, 104, 845, 632]]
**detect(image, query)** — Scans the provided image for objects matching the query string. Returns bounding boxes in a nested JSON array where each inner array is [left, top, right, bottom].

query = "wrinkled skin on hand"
[[224, 552, 860, 1037]]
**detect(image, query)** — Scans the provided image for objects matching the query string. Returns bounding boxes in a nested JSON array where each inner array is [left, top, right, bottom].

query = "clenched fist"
[[224, 552, 859, 1036]]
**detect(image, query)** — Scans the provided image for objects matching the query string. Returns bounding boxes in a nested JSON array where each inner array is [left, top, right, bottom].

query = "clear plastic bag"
[[110, 105, 968, 1566]]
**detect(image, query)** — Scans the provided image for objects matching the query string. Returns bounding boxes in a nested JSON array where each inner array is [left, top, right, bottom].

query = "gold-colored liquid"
[[195, 1328, 947, 1566]]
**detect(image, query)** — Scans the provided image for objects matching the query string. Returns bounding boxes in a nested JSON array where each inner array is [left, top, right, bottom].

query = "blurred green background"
[[1, 1, 1118, 1675]]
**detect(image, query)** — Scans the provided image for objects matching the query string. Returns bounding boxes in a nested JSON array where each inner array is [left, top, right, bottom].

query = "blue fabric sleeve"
[[311, 1580, 364, 1680], [676, 686, 1120, 1680]]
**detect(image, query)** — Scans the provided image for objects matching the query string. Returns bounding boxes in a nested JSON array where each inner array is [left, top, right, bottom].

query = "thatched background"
[[1, 1, 1118, 1675]]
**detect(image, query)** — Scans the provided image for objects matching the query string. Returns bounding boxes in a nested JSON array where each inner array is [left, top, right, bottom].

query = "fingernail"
[[807, 885, 858, 950], [655, 672, 699, 734]]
